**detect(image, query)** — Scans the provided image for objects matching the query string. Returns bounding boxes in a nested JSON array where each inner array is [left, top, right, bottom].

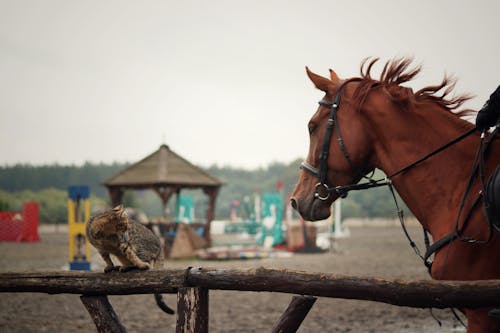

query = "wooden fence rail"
[[2, 267, 500, 308], [2, 267, 500, 332]]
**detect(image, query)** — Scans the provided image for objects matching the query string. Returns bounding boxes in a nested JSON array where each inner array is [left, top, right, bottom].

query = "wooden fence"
[[2, 267, 500, 332]]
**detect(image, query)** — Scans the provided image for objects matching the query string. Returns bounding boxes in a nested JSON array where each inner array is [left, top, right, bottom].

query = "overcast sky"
[[0, 0, 498, 169]]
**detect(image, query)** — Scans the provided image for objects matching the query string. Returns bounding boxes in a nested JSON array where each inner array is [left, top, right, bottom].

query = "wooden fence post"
[[80, 295, 127, 333], [176, 287, 209, 333], [272, 295, 317, 333]]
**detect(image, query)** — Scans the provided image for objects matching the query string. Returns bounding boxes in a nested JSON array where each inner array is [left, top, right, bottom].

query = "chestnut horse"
[[290, 58, 500, 332]]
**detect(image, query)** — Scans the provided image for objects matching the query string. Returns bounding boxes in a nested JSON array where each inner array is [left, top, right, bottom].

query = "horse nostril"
[[290, 197, 298, 210]]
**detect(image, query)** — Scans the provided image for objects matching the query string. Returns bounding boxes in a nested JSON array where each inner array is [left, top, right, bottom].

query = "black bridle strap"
[[331, 98, 375, 184], [332, 178, 390, 197], [387, 181, 426, 261], [318, 92, 343, 184]]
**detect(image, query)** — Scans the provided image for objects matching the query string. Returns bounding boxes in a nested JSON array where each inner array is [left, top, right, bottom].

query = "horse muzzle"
[[290, 193, 332, 221]]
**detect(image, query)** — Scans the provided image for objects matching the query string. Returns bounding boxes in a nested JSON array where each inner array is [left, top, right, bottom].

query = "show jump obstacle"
[[68, 186, 91, 271], [1, 267, 500, 332], [0, 202, 39, 242]]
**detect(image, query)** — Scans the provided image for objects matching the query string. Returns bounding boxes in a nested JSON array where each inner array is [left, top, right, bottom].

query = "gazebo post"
[[203, 187, 219, 246], [174, 188, 181, 221], [108, 187, 124, 207]]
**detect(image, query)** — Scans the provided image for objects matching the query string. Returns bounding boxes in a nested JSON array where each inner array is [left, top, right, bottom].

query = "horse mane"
[[350, 58, 473, 116]]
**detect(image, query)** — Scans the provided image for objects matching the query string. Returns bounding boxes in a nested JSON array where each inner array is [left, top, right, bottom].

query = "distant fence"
[[2, 267, 500, 332], [0, 202, 39, 242]]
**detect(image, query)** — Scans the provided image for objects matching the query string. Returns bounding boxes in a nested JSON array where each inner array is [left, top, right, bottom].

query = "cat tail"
[[154, 294, 175, 315]]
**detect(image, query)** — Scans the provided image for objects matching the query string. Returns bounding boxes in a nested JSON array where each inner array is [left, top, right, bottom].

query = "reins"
[[326, 127, 477, 198], [300, 84, 496, 271], [421, 129, 497, 269]]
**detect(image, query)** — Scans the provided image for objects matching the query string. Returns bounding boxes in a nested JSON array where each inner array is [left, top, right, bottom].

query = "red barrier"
[[0, 202, 39, 242]]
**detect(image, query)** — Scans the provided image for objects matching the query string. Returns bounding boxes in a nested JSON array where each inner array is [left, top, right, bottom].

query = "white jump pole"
[[334, 200, 342, 237]]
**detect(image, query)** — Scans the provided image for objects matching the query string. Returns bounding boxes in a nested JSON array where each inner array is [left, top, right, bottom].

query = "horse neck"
[[368, 98, 478, 236]]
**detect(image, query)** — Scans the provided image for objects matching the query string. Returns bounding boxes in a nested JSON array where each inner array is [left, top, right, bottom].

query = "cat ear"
[[113, 205, 127, 218], [121, 207, 129, 219]]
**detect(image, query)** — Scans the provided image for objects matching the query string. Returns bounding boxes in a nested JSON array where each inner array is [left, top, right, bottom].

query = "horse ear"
[[328, 69, 340, 83], [306, 66, 333, 92]]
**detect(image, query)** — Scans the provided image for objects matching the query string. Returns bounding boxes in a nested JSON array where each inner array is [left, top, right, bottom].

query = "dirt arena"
[[0, 222, 466, 333]]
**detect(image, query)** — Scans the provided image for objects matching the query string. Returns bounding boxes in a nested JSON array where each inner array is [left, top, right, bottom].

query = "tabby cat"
[[86, 205, 174, 314]]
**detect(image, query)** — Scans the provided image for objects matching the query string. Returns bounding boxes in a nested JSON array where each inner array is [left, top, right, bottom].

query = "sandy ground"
[[0, 224, 466, 333]]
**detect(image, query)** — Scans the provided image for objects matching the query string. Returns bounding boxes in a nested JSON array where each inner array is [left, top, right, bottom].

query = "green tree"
[[0, 161, 410, 221]]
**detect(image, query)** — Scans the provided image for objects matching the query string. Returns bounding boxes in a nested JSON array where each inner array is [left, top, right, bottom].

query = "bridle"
[[299, 84, 357, 201], [299, 81, 482, 270], [300, 81, 397, 201], [300, 82, 477, 201]]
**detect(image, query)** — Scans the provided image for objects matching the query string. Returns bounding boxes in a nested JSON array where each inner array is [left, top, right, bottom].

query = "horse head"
[[291, 67, 376, 221]]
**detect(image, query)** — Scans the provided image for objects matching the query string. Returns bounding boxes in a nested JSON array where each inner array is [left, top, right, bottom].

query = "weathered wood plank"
[[0, 270, 184, 295], [176, 287, 209, 333], [80, 295, 127, 333], [272, 295, 317, 333], [2, 267, 500, 309], [185, 267, 500, 309]]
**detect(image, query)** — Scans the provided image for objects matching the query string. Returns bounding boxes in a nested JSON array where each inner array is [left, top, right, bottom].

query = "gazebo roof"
[[103, 144, 222, 189]]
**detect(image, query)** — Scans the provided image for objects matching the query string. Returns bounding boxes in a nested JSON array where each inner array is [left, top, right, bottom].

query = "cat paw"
[[119, 265, 137, 272], [118, 263, 150, 272], [138, 263, 150, 270], [104, 266, 120, 273]]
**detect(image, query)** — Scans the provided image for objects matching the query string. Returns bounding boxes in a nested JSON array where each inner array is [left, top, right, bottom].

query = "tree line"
[[0, 161, 409, 224]]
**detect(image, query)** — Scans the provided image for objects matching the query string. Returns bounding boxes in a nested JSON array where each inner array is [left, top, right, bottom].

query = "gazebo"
[[102, 144, 223, 245]]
